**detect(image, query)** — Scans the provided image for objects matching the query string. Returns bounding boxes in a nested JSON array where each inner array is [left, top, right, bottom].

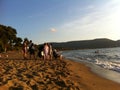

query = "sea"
[[62, 47, 120, 83]]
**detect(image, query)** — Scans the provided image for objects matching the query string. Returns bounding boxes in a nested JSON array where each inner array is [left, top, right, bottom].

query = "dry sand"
[[0, 51, 120, 90]]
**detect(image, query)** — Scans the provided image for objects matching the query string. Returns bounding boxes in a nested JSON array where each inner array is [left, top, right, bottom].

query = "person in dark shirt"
[[28, 40, 35, 59], [53, 49, 62, 60]]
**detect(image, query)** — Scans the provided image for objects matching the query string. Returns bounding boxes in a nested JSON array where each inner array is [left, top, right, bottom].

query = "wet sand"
[[66, 60, 120, 90], [0, 51, 120, 90]]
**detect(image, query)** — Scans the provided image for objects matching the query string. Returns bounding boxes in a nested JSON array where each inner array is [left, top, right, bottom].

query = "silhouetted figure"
[[53, 49, 62, 60], [38, 44, 44, 59], [28, 40, 35, 59]]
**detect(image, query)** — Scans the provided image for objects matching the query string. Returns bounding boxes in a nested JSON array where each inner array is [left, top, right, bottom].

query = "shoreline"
[[65, 57, 120, 84], [86, 62, 120, 84], [65, 59, 120, 90]]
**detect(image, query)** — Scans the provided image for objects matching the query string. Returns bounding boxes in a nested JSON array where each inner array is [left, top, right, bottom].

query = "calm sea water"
[[62, 47, 120, 73]]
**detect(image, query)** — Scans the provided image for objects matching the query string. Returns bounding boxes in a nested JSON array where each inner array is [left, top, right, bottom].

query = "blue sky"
[[1, 0, 120, 44]]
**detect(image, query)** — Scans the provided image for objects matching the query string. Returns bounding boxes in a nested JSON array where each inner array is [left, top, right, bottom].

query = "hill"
[[50, 38, 120, 50]]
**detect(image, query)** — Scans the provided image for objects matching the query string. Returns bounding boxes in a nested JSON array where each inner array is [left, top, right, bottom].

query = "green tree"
[[0, 24, 22, 52]]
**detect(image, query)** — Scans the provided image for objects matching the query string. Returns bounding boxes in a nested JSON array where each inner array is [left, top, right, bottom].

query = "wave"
[[62, 47, 120, 73]]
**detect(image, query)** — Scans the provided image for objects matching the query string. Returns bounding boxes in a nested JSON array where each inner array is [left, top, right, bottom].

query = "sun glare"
[[107, 0, 120, 40], [91, 0, 120, 40]]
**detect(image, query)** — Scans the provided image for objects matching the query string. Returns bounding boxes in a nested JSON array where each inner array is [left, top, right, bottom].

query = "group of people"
[[22, 39, 62, 60], [22, 39, 35, 59]]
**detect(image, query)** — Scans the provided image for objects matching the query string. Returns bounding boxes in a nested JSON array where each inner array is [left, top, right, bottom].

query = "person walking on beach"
[[43, 43, 49, 60], [48, 43, 53, 60], [38, 44, 44, 59], [22, 39, 28, 59], [28, 40, 36, 59]]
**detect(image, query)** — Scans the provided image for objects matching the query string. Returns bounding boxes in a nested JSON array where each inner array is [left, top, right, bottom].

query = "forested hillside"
[[51, 38, 120, 50]]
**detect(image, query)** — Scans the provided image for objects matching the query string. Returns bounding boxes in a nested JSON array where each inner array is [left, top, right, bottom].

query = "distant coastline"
[[48, 38, 120, 50]]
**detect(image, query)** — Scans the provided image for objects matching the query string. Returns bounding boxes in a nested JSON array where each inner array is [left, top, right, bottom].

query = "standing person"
[[28, 40, 36, 59], [38, 44, 44, 59], [43, 43, 49, 60], [22, 39, 28, 59], [48, 43, 53, 60]]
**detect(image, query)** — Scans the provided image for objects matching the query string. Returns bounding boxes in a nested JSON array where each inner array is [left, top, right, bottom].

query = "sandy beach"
[[0, 51, 120, 90]]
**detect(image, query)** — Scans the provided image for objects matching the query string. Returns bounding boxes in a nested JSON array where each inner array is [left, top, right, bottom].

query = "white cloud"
[[85, 5, 95, 10], [50, 28, 57, 32]]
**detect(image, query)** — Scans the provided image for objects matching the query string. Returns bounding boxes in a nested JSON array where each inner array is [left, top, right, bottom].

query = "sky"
[[0, 0, 120, 44]]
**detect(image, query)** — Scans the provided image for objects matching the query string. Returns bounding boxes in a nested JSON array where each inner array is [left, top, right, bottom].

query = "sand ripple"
[[0, 60, 81, 90]]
